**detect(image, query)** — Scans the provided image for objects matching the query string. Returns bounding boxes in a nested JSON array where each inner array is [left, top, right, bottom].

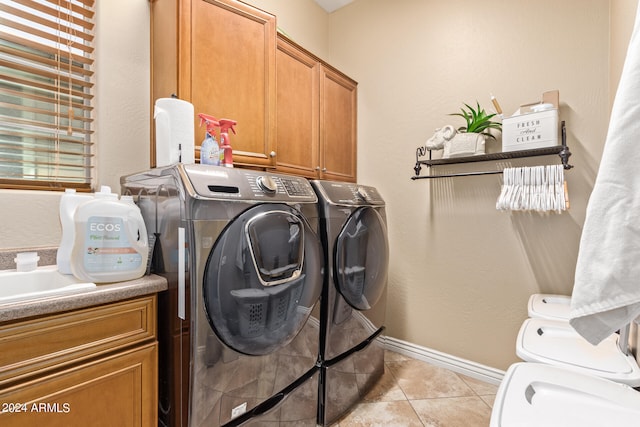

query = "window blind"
[[0, 0, 94, 191]]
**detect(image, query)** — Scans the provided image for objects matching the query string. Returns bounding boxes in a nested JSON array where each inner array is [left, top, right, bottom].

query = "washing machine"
[[121, 164, 324, 427], [311, 180, 389, 426]]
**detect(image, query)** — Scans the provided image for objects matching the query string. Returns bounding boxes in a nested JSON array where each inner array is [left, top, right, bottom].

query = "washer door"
[[334, 207, 388, 311], [203, 204, 323, 355]]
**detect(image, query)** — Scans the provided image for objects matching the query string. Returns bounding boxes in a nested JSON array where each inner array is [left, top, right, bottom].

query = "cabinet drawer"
[[0, 296, 156, 386], [0, 342, 157, 427]]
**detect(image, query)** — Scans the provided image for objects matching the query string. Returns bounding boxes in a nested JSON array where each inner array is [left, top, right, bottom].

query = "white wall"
[[0, 0, 150, 248]]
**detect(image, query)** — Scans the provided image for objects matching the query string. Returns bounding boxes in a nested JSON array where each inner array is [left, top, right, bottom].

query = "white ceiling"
[[313, 0, 354, 13]]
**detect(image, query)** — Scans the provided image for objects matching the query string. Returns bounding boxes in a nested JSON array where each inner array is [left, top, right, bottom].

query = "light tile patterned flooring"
[[332, 350, 498, 427]]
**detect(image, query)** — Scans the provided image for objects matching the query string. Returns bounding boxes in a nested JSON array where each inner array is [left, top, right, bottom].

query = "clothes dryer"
[[311, 180, 389, 426], [122, 164, 324, 427]]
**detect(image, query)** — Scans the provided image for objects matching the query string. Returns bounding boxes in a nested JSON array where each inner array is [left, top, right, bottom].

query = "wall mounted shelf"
[[412, 121, 573, 180]]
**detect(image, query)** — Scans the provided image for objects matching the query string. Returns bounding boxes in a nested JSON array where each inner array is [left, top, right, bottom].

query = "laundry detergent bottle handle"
[[57, 188, 93, 274], [121, 195, 149, 258]]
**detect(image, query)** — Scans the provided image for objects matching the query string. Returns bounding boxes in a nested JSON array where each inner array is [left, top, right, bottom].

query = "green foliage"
[[450, 102, 502, 140]]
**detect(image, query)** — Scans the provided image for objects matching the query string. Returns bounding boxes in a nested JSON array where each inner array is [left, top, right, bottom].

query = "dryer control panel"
[[312, 180, 385, 206]]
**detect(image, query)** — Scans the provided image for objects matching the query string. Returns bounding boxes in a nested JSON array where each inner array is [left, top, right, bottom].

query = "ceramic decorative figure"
[[426, 125, 457, 150], [426, 102, 502, 158]]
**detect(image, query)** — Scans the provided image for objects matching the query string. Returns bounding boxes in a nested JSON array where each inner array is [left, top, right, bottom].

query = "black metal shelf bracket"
[[412, 121, 573, 180]]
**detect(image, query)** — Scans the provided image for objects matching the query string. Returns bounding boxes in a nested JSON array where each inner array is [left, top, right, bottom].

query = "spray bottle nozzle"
[[197, 113, 220, 135], [218, 118, 237, 135]]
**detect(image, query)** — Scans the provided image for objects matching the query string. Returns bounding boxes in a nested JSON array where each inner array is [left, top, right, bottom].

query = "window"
[[0, 0, 94, 191]]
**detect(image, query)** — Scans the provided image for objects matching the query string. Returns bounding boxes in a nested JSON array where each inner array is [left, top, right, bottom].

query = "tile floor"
[[332, 350, 499, 427]]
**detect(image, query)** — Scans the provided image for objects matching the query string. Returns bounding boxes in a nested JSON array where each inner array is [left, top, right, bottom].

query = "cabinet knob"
[[322, 167, 327, 172], [315, 166, 320, 171], [269, 151, 277, 158]]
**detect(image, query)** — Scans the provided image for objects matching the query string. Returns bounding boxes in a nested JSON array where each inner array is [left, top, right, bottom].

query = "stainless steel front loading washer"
[[311, 180, 389, 426], [122, 164, 324, 427]]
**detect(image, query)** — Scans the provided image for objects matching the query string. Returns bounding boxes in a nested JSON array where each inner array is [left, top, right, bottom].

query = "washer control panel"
[[182, 164, 317, 202], [250, 175, 315, 198], [244, 173, 316, 200]]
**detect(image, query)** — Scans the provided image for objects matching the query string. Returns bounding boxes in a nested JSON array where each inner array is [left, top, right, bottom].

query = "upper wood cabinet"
[[151, 1, 357, 180], [275, 35, 320, 178], [276, 34, 357, 182], [150, 0, 277, 168], [319, 64, 357, 182]]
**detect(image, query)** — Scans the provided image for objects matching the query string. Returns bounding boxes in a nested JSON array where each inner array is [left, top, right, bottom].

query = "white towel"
[[569, 2, 640, 345]]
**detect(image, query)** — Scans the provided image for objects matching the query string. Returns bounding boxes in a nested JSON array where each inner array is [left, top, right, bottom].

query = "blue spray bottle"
[[198, 113, 221, 165]]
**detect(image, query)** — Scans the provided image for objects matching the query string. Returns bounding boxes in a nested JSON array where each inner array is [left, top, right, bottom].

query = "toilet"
[[527, 293, 571, 321], [490, 362, 640, 427], [516, 317, 640, 386]]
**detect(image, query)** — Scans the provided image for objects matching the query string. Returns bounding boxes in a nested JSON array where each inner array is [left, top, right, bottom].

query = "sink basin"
[[0, 265, 96, 304]]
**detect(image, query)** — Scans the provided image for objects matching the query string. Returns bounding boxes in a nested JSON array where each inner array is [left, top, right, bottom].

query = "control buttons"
[[256, 175, 278, 193], [281, 178, 311, 197]]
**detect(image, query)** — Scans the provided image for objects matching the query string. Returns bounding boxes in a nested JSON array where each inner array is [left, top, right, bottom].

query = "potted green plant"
[[450, 101, 502, 139], [441, 102, 502, 158]]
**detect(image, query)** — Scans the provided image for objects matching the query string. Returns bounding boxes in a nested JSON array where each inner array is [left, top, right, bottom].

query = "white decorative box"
[[502, 108, 559, 152], [502, 108, 559, 151]]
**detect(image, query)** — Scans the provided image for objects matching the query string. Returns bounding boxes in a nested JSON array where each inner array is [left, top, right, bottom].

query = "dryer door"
[[203, 204, 323, 355], [334, 207, 388, 311]]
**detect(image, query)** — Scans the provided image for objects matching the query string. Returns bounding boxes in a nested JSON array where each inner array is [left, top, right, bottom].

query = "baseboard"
[[384, 336, 505, 385]]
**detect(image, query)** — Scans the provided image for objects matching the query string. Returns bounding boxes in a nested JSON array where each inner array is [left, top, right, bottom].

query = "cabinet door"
[[0, 343, 157, 427], [275, 35, 320, 178], [320, 65, 357, 182], [191, 0, 277, 168], [150, 0, 277, 168]]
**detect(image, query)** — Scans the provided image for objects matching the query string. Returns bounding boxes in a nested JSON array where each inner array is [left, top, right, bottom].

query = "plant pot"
[[443, 133, 486, 158]]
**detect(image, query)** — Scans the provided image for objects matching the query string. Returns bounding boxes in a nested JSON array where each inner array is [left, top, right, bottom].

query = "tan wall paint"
[[325, 0, 636, 369], [1, 0, 638, 370], [611, 0, 640, 107], [248, 0, 331, 59]]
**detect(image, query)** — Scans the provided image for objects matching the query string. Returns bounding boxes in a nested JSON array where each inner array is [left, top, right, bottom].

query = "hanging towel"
[[569, 2, 640, 345]]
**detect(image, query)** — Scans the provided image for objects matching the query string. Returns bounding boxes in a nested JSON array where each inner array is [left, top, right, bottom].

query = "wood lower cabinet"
[[151, 0, 277, 168], [276, 34, 357, 182], [0, 296, 158, 427]]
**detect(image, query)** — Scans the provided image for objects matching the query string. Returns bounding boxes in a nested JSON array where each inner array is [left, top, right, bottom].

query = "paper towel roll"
[[154, 98, 195, 167]]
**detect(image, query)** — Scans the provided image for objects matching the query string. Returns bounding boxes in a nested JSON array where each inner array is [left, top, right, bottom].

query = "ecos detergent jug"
[[70, 186, 148, 283]]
